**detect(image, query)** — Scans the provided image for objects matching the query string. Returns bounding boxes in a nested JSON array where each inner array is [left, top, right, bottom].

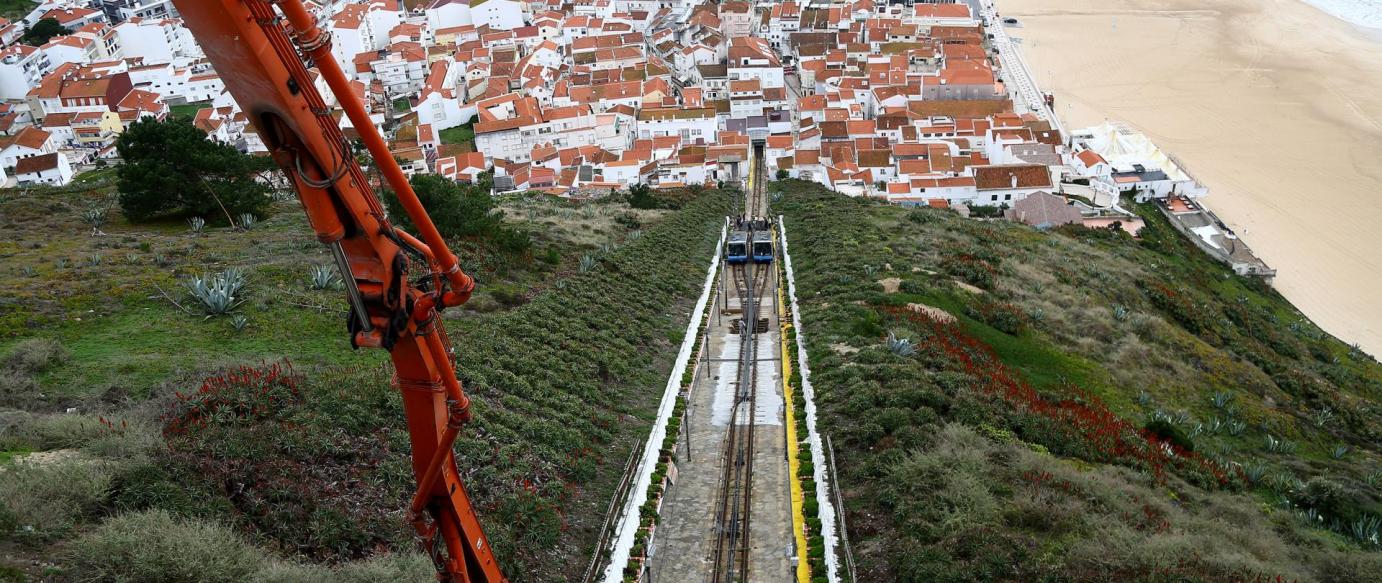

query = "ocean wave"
[[1299, 0, 1382, 28]]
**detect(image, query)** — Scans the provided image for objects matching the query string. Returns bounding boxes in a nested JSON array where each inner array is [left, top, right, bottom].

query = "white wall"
[[114, 20, 174, 62], [472, 0, 524, 30]]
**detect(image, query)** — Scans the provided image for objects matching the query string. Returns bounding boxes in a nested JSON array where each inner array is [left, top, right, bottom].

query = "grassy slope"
[[0, 179, 727, 581], [0, 0, 34, 20], [776, 181, 1382, 582]]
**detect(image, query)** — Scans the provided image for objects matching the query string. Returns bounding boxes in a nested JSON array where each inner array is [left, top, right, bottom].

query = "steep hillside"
[[776, 181, 1382, 582], [0, 183, 729, 582]]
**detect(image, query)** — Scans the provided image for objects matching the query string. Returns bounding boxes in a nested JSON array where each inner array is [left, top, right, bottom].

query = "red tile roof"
[[973, 164, 1052, 191]]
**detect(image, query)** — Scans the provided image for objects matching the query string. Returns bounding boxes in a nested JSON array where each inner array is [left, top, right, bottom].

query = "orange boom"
[[167, 1, 505, 581]]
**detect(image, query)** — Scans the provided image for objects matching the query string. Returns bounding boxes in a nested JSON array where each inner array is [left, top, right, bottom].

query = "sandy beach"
[[1001, 0, 1382, 356]]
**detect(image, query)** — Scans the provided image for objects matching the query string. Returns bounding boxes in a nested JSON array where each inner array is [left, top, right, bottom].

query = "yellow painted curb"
[[778, 228, 812, 583]]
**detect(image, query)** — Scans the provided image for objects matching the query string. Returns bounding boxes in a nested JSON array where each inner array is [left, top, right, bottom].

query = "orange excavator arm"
[[167, 1, 505, 581]]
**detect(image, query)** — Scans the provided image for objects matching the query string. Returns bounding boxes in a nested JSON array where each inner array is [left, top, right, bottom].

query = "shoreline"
[[1297, 0, 1382, 34], [1001, 0, 1382, 356]]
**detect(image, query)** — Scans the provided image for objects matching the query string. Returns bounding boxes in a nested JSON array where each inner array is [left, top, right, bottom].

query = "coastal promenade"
[[982, 1, 1065, 136]]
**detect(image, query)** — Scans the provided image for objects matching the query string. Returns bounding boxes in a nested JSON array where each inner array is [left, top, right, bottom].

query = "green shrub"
[[939, 250, 998, 290], [0, 370, 38, 408], [9, 413, 106, 450], [3, 338, 68, 374], [964, 300, 1028, 336], [628, 184, 658, 209], [66, 509, 264, 582], [250, 553, 434, 583], [0, 455, 113, 541], [1293, 477, 1365, 522], [1142, 419, 1194, 453], [116, 118, 273, 223], [381, 174, 529, 249], [82, 419, 160, 461], [108, 462, 226, 517]]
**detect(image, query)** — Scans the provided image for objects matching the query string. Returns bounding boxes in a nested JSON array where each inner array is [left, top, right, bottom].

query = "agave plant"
[[1366, 470, 1382, 489], [1313, 407, 1335, 428], [1242, 462, 1268, 485], [886, 331, 915, 357], [230, 314, 249, 332], [153, 254, 171, 268], [1111, 304, 1131, 322], [1352, 515, 1381, 547], [86, 254, 102, 267], [1264, 434, 1298, 455], [1136, 390, 1153, 407], [1331, 445, 1350, 460], [55, 258, 68, 269], [308, 264, 343, 290], [82, 206, 108, 230], [124, 253, 140, 265], [1211, 391, 1235, 410], [1226, 419, 1247, 436], [1150, 410, 1176, 425], [187, 216, 207, 234], [186, 267, 248, 316], [579, 254, 598, 273], [863, 264, 879, 277], [626, 229, 643, 242], [237, 213, 257, 230], [21, 266, 36, 277], [1269, 473, 1304, 494]]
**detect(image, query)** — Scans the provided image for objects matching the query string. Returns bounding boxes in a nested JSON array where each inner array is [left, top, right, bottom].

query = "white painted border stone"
[[779, 215, 842, 583]]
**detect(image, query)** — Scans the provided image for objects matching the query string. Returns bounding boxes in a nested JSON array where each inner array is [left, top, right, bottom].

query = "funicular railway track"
[[709, 141, 771, 583]]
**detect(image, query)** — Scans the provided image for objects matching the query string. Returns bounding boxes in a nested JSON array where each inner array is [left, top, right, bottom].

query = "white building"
[[0, 46, 52, 101], [425, 0, 471, 30], [635, 106, 716, 143], [113, 17, 201, 64], [13, 151, 72, 185], [0, 126, 59, 171], [471, 0, 525, 30], [971, 164, 1055, 206], [39, 36, 95, 69], [327, 3, 402, 79], [100, 0, 178, 23], [414, 60, 473, 131], [475, 108, 629, 163]]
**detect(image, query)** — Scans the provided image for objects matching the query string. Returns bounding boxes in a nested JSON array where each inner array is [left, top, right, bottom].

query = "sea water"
[[1300, 0, 1382, 28]]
